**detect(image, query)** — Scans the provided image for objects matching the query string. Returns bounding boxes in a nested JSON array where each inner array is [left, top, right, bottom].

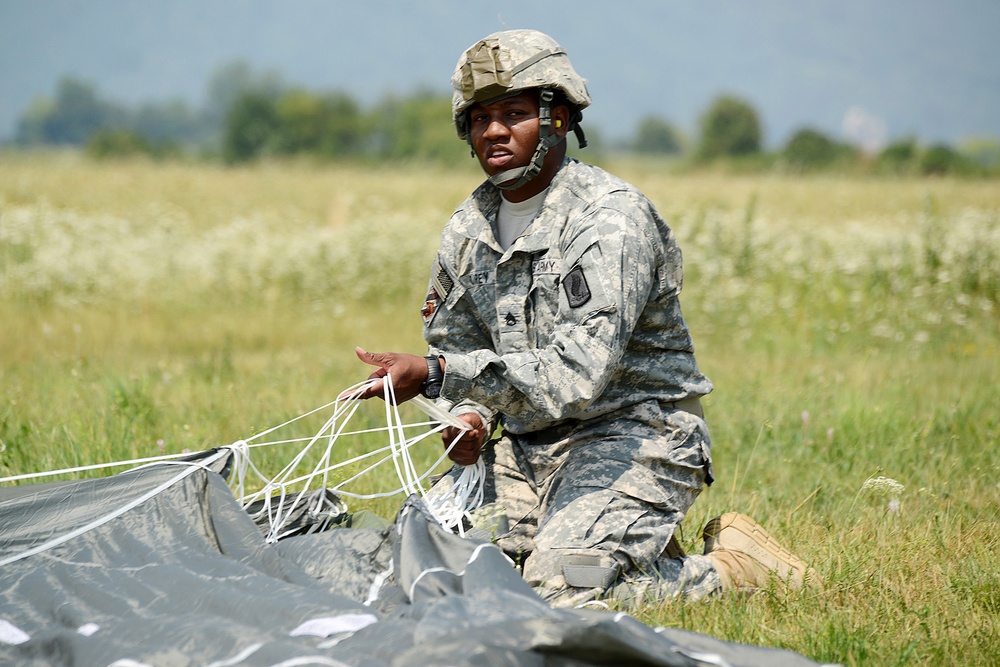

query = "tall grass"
[[1, 153, 998, 665]]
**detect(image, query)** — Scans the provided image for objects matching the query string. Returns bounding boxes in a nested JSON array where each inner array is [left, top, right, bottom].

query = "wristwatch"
[[420, 355, 444, 399]]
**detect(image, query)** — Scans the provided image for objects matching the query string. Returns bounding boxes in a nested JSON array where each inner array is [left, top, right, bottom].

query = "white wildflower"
[[861, 475, 905, 497], [862, 475, 905, 513]]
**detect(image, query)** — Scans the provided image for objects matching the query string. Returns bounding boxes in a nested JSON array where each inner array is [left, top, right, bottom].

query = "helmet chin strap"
[[487, 89, 563, 192]]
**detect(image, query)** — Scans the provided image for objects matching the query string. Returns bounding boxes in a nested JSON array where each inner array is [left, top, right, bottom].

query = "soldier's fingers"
[[367, 367, 388, 381], [355, 346, 389, 368]]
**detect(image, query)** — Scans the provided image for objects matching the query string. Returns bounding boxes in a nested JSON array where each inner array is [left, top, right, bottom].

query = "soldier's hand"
[[442, 413, 487, 466], [345, 347, 428, 403]]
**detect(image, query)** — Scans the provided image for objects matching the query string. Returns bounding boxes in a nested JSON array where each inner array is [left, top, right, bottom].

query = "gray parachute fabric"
[[0, 450, 826, 667]]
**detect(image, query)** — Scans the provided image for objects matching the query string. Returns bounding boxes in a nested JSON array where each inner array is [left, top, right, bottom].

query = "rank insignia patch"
[[564, 265, 591, 308]]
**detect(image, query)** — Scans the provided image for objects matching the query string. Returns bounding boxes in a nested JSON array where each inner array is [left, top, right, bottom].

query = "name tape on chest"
[[467, 269, 496, 286], [532, 258, 560, 275]]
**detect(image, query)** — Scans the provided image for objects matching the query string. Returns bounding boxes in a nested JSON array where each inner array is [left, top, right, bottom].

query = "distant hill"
[[1, 0, 998, 147]]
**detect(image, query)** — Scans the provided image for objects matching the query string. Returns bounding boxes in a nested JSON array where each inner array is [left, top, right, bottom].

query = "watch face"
[[423, 383, 442, 399]]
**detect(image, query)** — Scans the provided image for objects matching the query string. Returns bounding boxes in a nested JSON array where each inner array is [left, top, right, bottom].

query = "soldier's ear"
[[552, 105, 571, 138]]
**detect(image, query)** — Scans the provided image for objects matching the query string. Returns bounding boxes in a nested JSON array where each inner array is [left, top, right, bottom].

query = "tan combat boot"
[[702, 512, 822, 593]]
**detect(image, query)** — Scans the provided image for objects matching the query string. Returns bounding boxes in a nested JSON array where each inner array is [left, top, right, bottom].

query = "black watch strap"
[[420, 355, 444, 399]]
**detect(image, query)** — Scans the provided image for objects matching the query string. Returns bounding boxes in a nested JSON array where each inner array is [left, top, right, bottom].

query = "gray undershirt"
[[497, 188, 548, 250]]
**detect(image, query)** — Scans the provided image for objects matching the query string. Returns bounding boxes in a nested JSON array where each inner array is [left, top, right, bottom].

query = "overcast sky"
[[1, 0, 998, 148]]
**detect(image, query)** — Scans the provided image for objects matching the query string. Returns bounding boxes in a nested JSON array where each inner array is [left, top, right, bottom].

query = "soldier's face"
[[467, 92, 541, 181]]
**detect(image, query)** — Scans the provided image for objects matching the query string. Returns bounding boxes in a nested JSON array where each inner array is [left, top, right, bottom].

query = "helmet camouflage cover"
[[451, 29, 591, 140]]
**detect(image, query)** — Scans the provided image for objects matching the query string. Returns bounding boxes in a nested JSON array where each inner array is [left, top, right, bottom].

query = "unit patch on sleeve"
[[563, 265, 592, 308]]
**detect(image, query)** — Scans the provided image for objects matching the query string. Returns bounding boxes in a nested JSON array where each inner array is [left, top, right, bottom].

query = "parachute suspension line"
[[383, 378, 435, 500], [376, 376, 487, 535], [0, 452, 205, 484], [422, 432, 486, 537], [242, 383, 373, 543], [0, 393, 427, 486], [383, 378, 413, 498], [231, 374, 485, 542], [0, 374, 487, 543], [224, 439, 252, 502], [231, 384, 382, 540]]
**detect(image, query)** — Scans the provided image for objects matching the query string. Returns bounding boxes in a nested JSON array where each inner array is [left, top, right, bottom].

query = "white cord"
[[0, 452, 200, 485], [2, 374, 487, 547], [231, 374, 487, 541]]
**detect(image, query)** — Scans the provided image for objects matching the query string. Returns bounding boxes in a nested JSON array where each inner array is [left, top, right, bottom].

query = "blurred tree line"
[[12, 63, 471, 165], [10, 63, 999, 177]]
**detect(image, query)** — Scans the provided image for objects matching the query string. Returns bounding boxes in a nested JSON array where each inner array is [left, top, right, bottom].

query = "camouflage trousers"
[[432, 399, 722, 608]]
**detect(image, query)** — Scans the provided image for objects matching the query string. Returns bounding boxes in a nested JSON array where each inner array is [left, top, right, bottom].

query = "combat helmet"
[[451, 29, 591, 190]]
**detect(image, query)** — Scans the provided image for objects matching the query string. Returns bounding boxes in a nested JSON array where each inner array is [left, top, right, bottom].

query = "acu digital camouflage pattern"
[[425, 157, 713, 434], [422, 157, 720, 605], [430, 403, 722, 607]]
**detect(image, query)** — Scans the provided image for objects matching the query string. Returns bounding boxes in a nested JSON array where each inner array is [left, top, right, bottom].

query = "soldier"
[[352, 29, 818, 606]]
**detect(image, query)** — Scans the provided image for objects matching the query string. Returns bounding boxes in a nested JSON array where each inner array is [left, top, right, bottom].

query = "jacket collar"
[[454, 157, 576, 256]]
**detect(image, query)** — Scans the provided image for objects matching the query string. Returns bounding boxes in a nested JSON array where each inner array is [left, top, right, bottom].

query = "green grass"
[[1, 154, 998, 664]]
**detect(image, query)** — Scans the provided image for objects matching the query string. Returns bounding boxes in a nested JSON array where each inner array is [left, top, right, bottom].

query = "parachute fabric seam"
[[0, 449, 230, 567], [406, 541, 505, 602]]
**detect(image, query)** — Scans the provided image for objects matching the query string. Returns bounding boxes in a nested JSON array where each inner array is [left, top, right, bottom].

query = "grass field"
[[1, 153, 998, 665]]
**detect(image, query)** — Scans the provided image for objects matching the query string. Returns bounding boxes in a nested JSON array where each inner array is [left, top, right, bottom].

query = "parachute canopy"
[[0, 449, 825, 667]]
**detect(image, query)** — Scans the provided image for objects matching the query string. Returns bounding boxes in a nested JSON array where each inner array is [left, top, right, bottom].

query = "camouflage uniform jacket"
[[424, 158, 713, 435]]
